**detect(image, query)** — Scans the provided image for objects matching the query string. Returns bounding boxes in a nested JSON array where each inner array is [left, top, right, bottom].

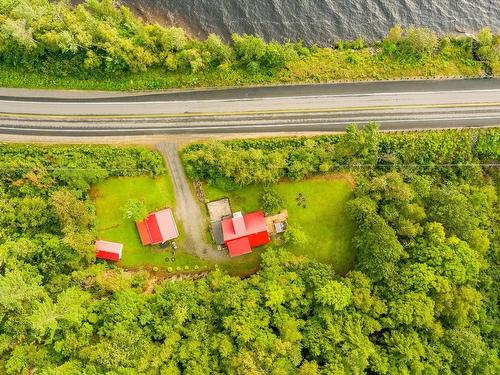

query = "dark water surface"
[[115, 0, 499, 44]]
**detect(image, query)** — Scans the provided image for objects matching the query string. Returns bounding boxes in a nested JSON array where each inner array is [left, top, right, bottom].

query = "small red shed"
[[137, 208, 179, 246], [221, 211, 270, 257], [95, 240, 123, 261]]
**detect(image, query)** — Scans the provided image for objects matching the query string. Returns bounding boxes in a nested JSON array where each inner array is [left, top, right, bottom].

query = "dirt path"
[[156, 142, 227, 261]]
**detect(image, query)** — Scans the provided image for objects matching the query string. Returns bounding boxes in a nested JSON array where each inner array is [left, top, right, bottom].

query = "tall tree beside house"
[[258, 186, 285, 214], [122, 198, 148, 222]]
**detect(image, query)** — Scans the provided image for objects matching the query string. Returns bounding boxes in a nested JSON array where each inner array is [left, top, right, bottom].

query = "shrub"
[[232, 34, 267, 66], [403, 27, 438, 56], [182, 127, 498, 187], [0, 1, 493, 85], [203, 34, 232, 67], [382, 25, 438, 58], [336, 38, 365, 51], [122, 199, 147, 221], [475, 27, 500, 75], [258, 187, 285, 214], [477, 27, 493, 47], [176, 49, 205, 72], [262, 42, 287, 69], [284, 225, 308, 245]]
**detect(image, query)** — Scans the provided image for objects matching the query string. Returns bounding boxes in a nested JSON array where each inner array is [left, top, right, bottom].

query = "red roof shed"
[[221, 211, 270, 257], [95, 240, 123, 261], [137, 208, 179, 246]]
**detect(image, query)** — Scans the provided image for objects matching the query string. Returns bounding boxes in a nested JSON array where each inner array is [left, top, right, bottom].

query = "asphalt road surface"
[[0, 79, 499, 136]]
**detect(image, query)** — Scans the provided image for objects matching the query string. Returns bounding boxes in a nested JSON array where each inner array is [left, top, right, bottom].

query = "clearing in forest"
[[91, 175, 210, 270], [205, 174, 356, 275]]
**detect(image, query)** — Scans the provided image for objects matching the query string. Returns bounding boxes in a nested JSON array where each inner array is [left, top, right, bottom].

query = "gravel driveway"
[[157, 142, 227, 261]]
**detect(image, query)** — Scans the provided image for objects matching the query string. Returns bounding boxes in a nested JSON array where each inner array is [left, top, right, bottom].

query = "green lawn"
[[92, 175, 210, 271], [205, 175, 356, 275]]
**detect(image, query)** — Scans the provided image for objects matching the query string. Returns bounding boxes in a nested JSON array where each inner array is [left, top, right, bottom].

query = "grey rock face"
[[107, 0, 499, 44]]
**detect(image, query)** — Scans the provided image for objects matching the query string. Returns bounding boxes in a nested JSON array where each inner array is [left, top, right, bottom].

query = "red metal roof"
[[227, 237, 252, 257], [136, 220, 151, 246], [95, 240, 123, 261], [155, 209, 179, 242], [222, 211, 268, 242], [146, 213, 163, 245], [96, 250, 121, 261], [136, 208, 179, 246]]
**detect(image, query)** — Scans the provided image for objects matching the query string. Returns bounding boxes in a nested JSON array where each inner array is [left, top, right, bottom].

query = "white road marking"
[[0, 89, 500, 105], [1, 115, 498, 133]]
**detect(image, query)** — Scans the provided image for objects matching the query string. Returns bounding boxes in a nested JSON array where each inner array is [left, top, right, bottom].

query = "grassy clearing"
[[92, 175, 210, 270], [205, 174, 356, 275], [92, 173, 355, 275]]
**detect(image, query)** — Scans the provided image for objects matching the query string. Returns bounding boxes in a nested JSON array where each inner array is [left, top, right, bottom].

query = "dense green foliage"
[[0, 144, 163, 257], [183, 125, 499, 188], [122, 198, 148, 222], [258, 186, 285, 214], [1, 128, 499, 373], [0, 0, 497, 91]]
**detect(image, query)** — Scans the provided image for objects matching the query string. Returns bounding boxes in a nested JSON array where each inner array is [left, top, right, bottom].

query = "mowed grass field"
[[205, 175, 356, 275], [92, 175, 210, 270]]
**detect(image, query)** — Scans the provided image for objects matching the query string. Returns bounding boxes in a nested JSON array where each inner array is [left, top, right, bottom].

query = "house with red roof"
[[136, 208, 179, 246], [221, 211, 270, 257], [95, 240, 123, 261]]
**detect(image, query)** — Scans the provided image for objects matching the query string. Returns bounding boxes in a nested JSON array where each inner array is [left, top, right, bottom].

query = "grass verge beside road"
[[0, 52, 485, 92]]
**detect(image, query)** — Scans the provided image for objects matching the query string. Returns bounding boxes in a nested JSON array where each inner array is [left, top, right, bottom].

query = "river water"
[[113, 0, 499, 44]]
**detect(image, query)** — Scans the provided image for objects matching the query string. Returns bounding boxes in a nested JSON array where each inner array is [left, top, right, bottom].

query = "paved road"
[[0, 79, 499, 135], [157, 143, 226, 261]]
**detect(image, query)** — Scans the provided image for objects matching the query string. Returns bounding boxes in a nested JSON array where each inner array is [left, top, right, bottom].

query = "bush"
[[382, 25, 438, 58], [284, 225, 308, 245], [176, 49, 205, 72], [475, 27, 500, 75], [203, 34, 232, 67], [336, 38, 365, 51], [232, 34, 267, 67], [404, 27, 438, 56], [258, 187, 285, 214], [0, 144, 165, 196], [122, 199, 147, 222]]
